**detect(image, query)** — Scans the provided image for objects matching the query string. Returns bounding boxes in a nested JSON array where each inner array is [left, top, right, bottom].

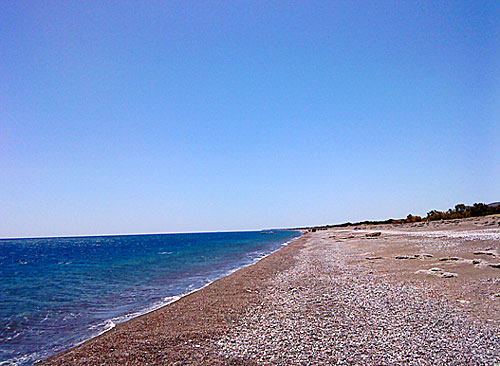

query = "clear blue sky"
[[1, 1, 499, 237]]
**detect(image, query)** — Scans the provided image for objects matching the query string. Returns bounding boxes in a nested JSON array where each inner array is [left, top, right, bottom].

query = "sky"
[[1, 1, 499, 238]]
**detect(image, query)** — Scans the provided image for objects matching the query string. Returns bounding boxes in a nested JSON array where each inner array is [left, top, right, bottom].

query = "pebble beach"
[[42, 215, 500, 365]]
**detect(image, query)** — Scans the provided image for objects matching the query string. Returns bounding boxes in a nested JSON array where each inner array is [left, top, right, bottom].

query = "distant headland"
[[300, 201, 500, 231]]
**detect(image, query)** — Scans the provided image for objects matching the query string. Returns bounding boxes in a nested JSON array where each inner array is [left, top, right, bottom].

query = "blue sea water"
[[0, 230, 300, 365]]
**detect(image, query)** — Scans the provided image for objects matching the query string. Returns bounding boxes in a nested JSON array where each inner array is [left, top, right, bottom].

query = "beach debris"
[[413, 253, 434, 259], [394, 255, 415, 260], [415, 268, 457, 278], [365, 256, 383, 260], [473, 250, 498, 257], [365, 232, 381, 237], [440, 272, 458, 278], [439, 257, 460, 261], [414, 269, 432, 275], [488, 263, 500, 269]]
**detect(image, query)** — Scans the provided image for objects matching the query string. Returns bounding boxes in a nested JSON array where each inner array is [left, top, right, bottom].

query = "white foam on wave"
[[1, 350, 47, 366], [88, 319, 116, 336], [281, 237, 300, 246], [96, 319, 116, 336]]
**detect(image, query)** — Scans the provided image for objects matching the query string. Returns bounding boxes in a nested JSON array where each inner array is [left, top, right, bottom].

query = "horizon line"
[[0, 227, 302, 241]]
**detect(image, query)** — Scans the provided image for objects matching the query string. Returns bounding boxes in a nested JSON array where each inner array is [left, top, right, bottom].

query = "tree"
[[427, 210, 439, 218], [471, 203, 489, 217]]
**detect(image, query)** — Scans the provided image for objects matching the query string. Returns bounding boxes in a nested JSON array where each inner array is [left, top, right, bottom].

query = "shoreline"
[[42, 216, 500, 364], [88, 233, 303, 339], [39, 232, 305, 365]]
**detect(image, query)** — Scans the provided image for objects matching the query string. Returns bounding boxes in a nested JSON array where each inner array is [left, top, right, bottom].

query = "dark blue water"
[[0, 230, 300, 365]]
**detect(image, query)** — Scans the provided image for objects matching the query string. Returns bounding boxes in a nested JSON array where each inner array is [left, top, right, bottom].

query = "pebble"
[[218, 235, 499, 365]]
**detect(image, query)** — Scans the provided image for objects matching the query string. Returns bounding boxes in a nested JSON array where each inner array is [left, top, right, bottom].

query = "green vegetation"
[[300, 201, 500, 231], [425, 202, 500, 221]]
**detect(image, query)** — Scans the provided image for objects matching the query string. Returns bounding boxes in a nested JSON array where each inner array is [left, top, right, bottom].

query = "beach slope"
[[42, 216, 500, 365]]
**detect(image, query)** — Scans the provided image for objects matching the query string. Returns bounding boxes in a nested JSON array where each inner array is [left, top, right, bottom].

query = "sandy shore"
[[41, 215, 500, 365]]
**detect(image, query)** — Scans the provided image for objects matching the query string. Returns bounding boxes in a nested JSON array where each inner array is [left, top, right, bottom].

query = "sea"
[[0, 230, 301, 365]]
